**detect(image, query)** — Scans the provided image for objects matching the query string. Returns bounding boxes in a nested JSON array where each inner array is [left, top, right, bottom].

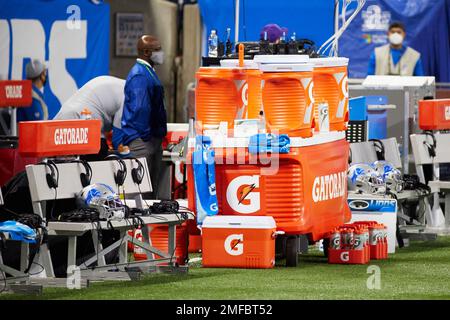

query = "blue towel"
[[0, 221, 37, 243], [192, 135, 219, 225], [248, 133, 291, 154]]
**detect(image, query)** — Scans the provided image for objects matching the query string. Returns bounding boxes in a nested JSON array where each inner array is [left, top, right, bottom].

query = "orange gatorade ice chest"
[[418, 99, 450, 130], [311, 57, 349, 131], [202, 215, 277, 269], [19, 119, 101, 157], [260, 63, 314, 137], [187, 133, 351, 242]]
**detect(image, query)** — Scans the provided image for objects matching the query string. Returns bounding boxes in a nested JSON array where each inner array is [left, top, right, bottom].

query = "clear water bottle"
[[225, 27, 232, 56], [208, 29, 218, 58]]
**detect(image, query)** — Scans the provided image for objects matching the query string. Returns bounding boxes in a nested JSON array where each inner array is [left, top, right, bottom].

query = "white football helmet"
[[77, 183, 126, 221], [372, 161, 403, 192], [348, 163, 386, 195]]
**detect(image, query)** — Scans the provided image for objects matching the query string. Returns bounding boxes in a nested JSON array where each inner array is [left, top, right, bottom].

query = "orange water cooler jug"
[[195, 64, 263, 130], [259, 63, 315, 137], [219, 60, 263, 120], [195, 67, 238, 129], [311, 57, 349, 131]]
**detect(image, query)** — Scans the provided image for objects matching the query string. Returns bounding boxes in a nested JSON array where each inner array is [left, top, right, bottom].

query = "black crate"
[[346, 120, 368, 143]]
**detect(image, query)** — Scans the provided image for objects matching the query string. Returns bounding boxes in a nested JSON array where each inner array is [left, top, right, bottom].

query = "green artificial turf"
[[2, 237, 450, 300]]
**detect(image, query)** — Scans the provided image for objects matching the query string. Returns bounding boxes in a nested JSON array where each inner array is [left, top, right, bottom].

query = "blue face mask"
[[151, 51, 164, 65]]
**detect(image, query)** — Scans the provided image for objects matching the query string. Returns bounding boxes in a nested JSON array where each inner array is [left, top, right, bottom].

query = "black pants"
[[128, 137, 163, 199]]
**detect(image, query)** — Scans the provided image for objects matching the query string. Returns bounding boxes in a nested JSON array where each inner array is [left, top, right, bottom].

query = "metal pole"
[[234, 0, 240, 43], [403, 90, 409, 173], [334, 0, 340, 56], [10, 106, 17, 136]]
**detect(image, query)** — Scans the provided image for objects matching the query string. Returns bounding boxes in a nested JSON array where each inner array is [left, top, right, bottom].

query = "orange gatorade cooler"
[[220, 60, 263, 120], [202, 215, 277, 268], [195, 67, 238, 129], [187, 133, 351, 242], [259, 63, 314, 137], [418, 98, 450, 130], [133, 224, 189, 266], [188, 234, 202, 253], [311, 57, 349, 131]]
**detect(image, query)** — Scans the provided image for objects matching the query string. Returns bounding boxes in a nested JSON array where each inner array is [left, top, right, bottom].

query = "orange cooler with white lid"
[[259, 63, 314, 137], [202, 215, 277, 269], [311, 57, 349, 131]]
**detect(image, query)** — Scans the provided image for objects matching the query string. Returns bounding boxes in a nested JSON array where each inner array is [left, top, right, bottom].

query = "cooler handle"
[[272, 231, 285, 239]]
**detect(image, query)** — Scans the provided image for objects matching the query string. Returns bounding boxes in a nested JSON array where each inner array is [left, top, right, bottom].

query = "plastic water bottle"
[[225, 27, 232, 56], [208, 29, 218, 57]]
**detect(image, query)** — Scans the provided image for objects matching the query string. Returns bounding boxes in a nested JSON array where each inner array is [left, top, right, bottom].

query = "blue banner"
[[198, 0, 335, 55], [348, 198, 397, 213], [339, 0, 450, 82], [0, 0, 110, 118]]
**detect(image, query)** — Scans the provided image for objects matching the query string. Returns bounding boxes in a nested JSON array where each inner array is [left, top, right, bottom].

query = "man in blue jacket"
[[119, 35, 167, 198], [17, 59, 49, 121]]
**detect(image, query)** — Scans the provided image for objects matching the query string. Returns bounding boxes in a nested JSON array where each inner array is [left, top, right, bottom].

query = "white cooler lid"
[[310, 57, 349, 67], [220, 59, 259, 69], [259, 63, 313, 72], [254, 54, 310, 64], [203, 215, 276, 229]]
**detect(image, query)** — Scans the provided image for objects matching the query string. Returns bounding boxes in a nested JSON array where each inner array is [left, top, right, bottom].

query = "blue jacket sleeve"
[[367, 51, 376, 75], [413, 57, 425, 76], [17, 98, 44, 122], [121, 75, 152, 144]]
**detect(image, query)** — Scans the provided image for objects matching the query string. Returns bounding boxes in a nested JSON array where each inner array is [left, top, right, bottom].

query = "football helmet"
[[348, 163, 386, 195], [372, 161, 403, 192], [77, 183, 126, 221]]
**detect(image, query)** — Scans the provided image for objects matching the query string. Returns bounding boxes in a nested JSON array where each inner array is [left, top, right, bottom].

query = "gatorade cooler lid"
[[310, 57, 349, 67], [254, 54, 309, 64], [259, 63, 313, 73], [202, 216, 276, 229], [220, 59, 259, 69]]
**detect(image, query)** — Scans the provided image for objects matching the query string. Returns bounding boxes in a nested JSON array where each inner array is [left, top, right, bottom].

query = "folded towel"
[[248, 133, 291, 154]]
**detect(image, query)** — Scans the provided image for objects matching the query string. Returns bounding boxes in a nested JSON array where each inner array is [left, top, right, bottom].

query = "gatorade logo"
[[54, 128, 89, 145], [5, 85, 23, 99], [341, 75, 348, 99], [340, 251, 350, 262], [301, 78, 314, 124], [224, 234, 244, 256], [240, 82, 249, 107], [226, 175, 260, 214], [312, 171, 347, 203]]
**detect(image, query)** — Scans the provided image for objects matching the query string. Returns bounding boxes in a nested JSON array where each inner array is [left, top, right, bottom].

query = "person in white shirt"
[[54, 75, 125, 160]]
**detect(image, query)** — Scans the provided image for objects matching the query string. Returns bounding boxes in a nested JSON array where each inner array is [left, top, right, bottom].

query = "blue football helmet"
[[372, 161, 403, 192], [77, 183, 126, 221], [348, 163, 386, 195]]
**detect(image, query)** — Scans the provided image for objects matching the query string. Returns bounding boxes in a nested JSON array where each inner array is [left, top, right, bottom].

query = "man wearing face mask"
[[17, 59, 49, 121], [119, 34, 167, 198], [368, 22, 424, 76]]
